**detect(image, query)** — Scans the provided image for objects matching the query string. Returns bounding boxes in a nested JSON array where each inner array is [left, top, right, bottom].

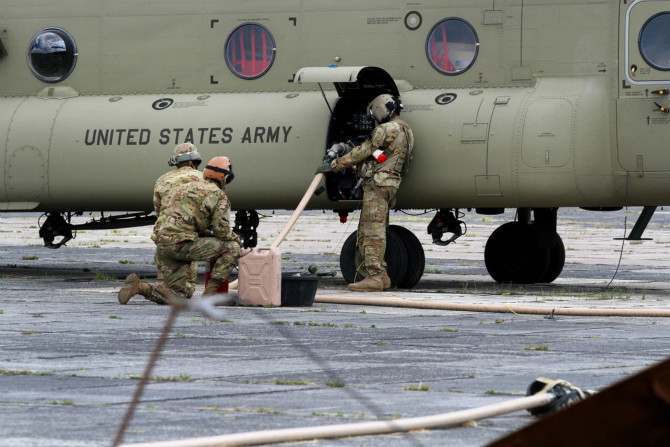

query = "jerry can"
[[238, 247, 282, 306]]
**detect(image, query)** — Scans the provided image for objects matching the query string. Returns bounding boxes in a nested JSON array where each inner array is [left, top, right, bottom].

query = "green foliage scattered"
[[274, 379, 311, 386], [93, 270, 115, 281], [404, 382, 430, 391], [50, 399, 75, 406], [524, 345, 549, 351]]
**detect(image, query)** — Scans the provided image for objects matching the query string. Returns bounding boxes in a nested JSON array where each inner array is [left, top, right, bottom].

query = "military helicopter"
[[1, 0, 669, 287]]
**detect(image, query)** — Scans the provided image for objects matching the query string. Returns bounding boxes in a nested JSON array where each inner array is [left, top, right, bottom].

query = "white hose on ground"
[[121, 393, 554, 447], [314, 295, 670, 317], [229, 173, 325, 290]]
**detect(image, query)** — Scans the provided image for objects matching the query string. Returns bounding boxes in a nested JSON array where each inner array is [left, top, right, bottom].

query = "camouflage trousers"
[[155, 237, 241, 298], [357, 182, 397, 277], [154, 252, 197, 298]]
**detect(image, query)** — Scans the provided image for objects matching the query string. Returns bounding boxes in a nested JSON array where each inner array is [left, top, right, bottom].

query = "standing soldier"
[[117, 143, 203, 305], [118, 156, 242, 304], [318, 94, 414, 292]]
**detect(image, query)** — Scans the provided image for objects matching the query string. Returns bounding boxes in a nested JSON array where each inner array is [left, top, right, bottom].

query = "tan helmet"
[[367, 94, 402, 124], [204, 156, 235, 184], [168, 143, 202, 166]]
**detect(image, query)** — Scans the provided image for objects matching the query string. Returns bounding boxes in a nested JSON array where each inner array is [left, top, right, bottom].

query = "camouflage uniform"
[[152, 166, 204, 222], [152, 179, 241, 299], [149, 166, 203, 301], [332, 116, 414, 278]]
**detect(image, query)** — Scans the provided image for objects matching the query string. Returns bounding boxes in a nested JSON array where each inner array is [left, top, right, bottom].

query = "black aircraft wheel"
[[538, 232, 565, 283], [389, 225, 425, 288], [340, 229, 408, 288], [484, 222, 550, 284]]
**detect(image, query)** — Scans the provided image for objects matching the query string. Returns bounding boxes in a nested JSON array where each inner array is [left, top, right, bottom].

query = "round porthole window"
[[639, 12, 670, 71], [225, 23, 276, 79], [426, 18, 479, 75], [28, 27, 78, 83]]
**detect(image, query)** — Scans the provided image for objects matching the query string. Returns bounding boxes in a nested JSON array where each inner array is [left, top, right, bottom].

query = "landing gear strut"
[[427, 209, 466, 246], [37, 211, 157, 249], [39, 213, 74, 249]]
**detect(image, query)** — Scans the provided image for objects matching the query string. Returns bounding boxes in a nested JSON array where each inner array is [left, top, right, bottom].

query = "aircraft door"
[[618, 0, 670, 173], [295, 66, 400, 202], [2, 97, 62, 210]]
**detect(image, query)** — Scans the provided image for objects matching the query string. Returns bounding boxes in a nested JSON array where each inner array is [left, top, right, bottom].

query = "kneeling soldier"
[[118, 156, 242, 304]]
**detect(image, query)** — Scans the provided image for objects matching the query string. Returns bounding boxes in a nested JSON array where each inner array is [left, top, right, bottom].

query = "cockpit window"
[[28, 27, 78, 83], [225, 23, 276, 79], [639, 12, 670, 71], [426, 18, 479, 75]]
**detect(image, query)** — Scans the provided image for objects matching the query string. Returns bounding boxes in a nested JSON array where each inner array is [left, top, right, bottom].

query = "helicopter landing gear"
[[484, 208, 565, 283], [339, 225, 425, 289]]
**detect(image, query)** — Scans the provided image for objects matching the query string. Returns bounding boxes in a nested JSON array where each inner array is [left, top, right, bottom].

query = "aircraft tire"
[[484, 222, 550, 283], [538, 232, 565, 283], [340, 229, 408, 288], [389, 225, 425, 288]]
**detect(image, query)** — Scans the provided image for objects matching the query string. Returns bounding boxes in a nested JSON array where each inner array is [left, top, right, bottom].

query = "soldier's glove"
[[316, 161, 333, 174]]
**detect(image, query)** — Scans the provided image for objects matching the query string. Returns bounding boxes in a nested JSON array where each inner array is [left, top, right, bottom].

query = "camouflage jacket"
[[153, 166, 204, 214], [331, 116, 414, 188], [151, 166, 204, 243], [153, 179, 237, 246]]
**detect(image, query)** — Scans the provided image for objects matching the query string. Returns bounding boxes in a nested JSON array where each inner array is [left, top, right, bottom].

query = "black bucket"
[[281, 272, 319, 307]]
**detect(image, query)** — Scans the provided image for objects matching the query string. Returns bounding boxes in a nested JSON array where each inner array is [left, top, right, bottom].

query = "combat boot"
[[203, 280, 223, 295], [118, 273, 152, 304], [202, 280, 236, 305], [382, 272, 391, 290], [347, 275, 384, 292]]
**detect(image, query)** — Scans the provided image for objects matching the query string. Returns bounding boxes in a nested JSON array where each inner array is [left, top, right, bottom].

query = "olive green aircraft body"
[[1, 0, 669, 284]]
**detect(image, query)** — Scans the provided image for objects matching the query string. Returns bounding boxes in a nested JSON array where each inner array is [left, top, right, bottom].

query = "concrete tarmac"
[[0, 208, 669, 447]]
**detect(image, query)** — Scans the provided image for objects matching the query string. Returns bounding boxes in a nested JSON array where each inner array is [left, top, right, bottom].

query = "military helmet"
[[204, 156, 235, 184], [168, 143, 202, 166], [367, 94, 402, 124]]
